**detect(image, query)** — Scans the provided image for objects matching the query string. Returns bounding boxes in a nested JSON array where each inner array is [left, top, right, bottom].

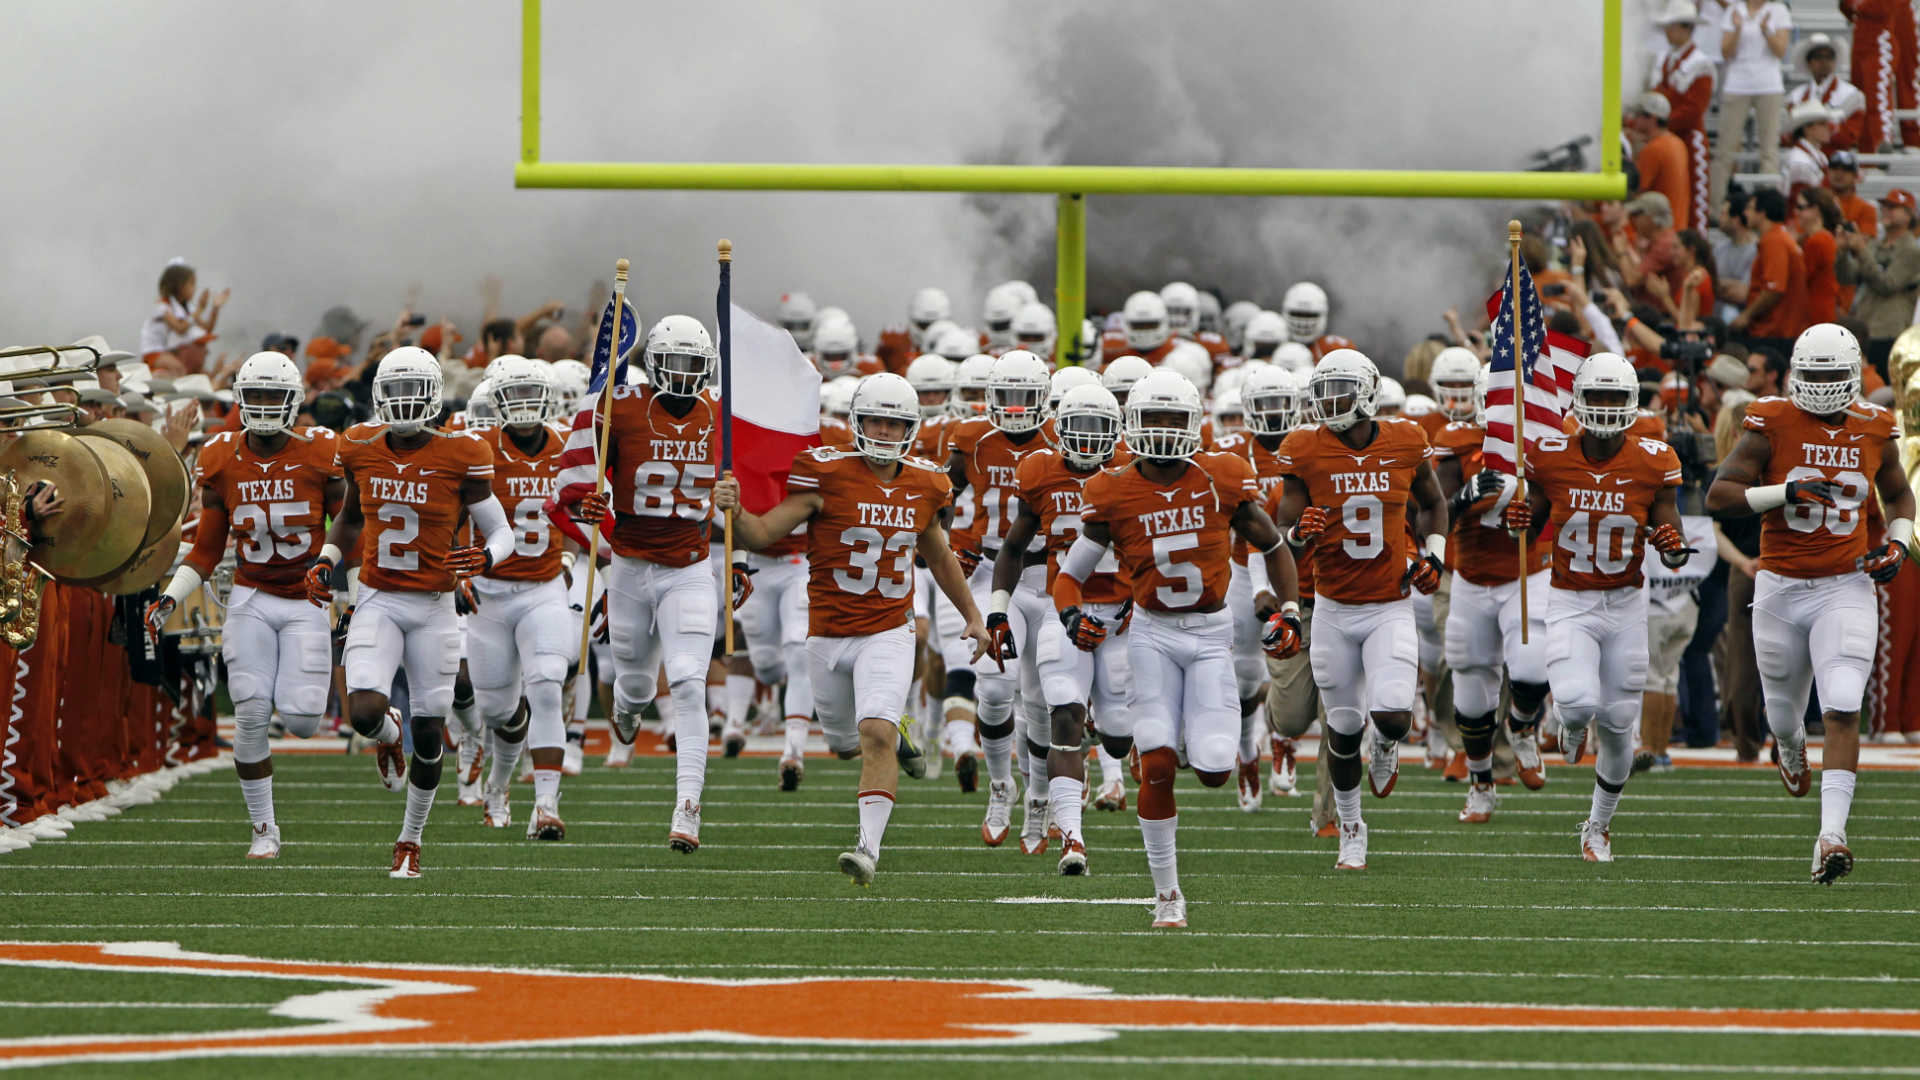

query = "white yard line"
[[0, 1001, 268, 1009]]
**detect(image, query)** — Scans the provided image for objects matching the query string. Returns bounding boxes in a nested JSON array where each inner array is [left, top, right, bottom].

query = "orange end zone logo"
[[4, 941, 1919, 1068]]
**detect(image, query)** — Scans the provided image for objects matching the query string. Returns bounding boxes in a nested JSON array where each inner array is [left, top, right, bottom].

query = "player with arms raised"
[[1056, 369, 1302, 928], [1504, 353, 1693, 864], [307, 347, 517, 878], [1706, 324, 1913, 883], [715, 373, 991, 886], [147, 352, 343, 859], [1270, 349, 1447, 871]]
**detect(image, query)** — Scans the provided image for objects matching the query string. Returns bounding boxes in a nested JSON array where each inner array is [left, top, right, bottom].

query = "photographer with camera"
[[1834, 188, 1920, 382]]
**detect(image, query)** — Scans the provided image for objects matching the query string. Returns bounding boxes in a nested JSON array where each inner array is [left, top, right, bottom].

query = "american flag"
[[1480, 254, 1586, 475], [547, 294, 639, 545]]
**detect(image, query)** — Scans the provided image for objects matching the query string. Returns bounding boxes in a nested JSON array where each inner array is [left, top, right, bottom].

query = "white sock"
[[856, 789, 893, 857], [1138, 814, 1179, 896], [1334, 785, 1362, 826], [1096, 745, 1123, 787], [533, 765, 561, 808], [1026, 744, 1051, 801], [672, 680, 710, 804], [1589, 783, 1622, 829], [398, 778, 436, 844], [457, 736, 481, 784], [706, 682, 726, 727], [1239, 706, 1263, 763], [944, 718, 976, 757], [982, 733, 1016, 788], [784, 716, 809, 760], [452, 699, 481, 741], [572, 672, 591, 721], [1820, 770, 1856, 840], [725, 674, 753, 727], [487, 735, 524, 795], [1049, 775, 1084, 844], [239, 775, 274, 828]]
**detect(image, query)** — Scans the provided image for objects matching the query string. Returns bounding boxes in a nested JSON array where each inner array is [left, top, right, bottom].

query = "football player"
[[1431, 349, 1551, 824], [308, 346, 515, 878], [1281, 282, 1329, 343], [1505, 352, 1693, 864], [147, 351, 343, 859], [1706, 324, 1913, 883], [1271, 349, 1448, 871], [1057, 368, 1302, 928], [715, 373, 991, 886], [991, 383, 1133, 873]]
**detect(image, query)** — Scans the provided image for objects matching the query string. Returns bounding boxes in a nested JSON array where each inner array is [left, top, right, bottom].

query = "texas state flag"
[[723, 302, 821, 512]]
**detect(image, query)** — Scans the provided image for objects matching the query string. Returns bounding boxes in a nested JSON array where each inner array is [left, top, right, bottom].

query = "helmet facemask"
[[852, 405, 920, 464], [1057, 408, 1119, 469], [374, 371, 442, 434], [1573, 387, 1636, 436], [1309, 372, 1373, 432], [238, 384, 300, 435], [987, 381, 1046, 433], [1436, 380, 1479, 422], [1243, 385, 1299, 436], [494, 375, 551, 427], [1124, 402, 1201, 461], [1789, 361, 1858, 416], [645, 346, 715, 398]]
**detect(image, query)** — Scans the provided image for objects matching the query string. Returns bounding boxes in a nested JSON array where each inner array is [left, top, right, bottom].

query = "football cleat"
[[981, 780, 1015, 846], [1150, 889, 1187, 928], [1269, 737, 1298, 795], [1458, 781, 1497, 824], [668, 800, 702, 853], [1019, 797, 1051, 855], [389, 840, 421, 879], [456, 772, 484, 808], [610, 710, 642, 747], [1237, 761, 1263, 812], [1578, 819, 1613, 863], [246, 824, 281, 860], [838, 846, 877, 887], [721, 722, 747, 759], [1057, 836, 1088, 876], [1560, 718, 1590, 766], [1314, 820, 1339, 838], [602, 738, 631, 769], [564, 740, 586, 775], [896, 723, 927, 781], [526, 800, 565, 841], [1811, 833, 1853, 884], [374, 724, 407, 793], [1367, 729, 1399, 798], [1335, 821, 1369, 870], [1777, 736, 1811, 798], [1092, 779, 1127, 811], [1510, 727, 1547, 789], [483, 789, 510, 829], [1442, 750, 1467, 782], [778, 756, 804, 791], [462, 745, 484, 785]]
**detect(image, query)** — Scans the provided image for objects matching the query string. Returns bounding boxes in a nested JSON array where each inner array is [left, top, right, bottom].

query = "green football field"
[[3, 746, 1918, 1078]]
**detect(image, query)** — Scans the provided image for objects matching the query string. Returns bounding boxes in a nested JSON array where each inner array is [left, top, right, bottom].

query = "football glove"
[[1261, 609, 1303, 660], [1403, 552, 1444, 596], [589, 590, 609, 643], [985, 611, 1018, 662], [454, 578, 481, 615], [1288, 505, 1331, 546], [142, 596, 176, 644], [1448, 467, 1504, 518], [730, 562, 757, 610], [1059, 606, 1107, 652], [1860, 541, 1907, 583], [1647, 522, 1697, 568], [304, 558, 336, 608], [1501, 497, 1533, 536], [1786, 478, 1842, 509], [575, 491, 611, 525], [447, 545, 492, 578], [1113, 598, 1134, 637], [953, 547, 983, 576]]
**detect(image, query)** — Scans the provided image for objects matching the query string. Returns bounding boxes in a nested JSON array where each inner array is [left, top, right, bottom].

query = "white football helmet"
[[1308, 348, 1378, 432], [954, 353, 997, 415], [919, 318, 960, 353], [904, 353, 957, 418], [1012, 302, 1057, 357], [372, 346, 443, 434], [1376, 376, 1407, 415], [1211, 387, 1245, 432], [816, 306, 851, 334], [822, 375, 860, 420], [1123, 368, 1204, 461], [1223, 300, 1261, 352], [1571, 352, 1640, 436], [1099, 353, 1154, 404], [1122, 291, 1170, 351], [909, 287, 951, 348], [549, 359, 590, 418], [1161, 339, 1214, 396], [1242, 310, 1288, 359], [1055, 383, 1123, 470], [1282, 281, 1330, 342], [813, 318, 861, 378], [1079, 319, 1103, 368], [1213, 364, 1251, 398], [848, 373, 921, 464], [982, 285, 1023, 350], [778, 291, 817, 349], [233, 350, 304, 434], [1047, 364, 1100, 413], [489, 353, 552, 426], [1161, 281, 1201, 336], [929, 325, 978, 362], [1196, 291, 1221, 334], [987, 349, 1050, 434], [464, 378, 502, 430], [1242, 365, 1303, 437], [483, 352, 528, 386], [1789, 322, 1862, 416], [1403, 392, 1438, 421], [1271, 341, 1314, 375], [1002, 280, 1039, 307], [1430, 346, 1484, 422], [643, 315, 716, 398]]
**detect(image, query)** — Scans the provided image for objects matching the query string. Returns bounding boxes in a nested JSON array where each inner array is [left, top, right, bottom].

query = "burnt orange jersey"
[[190, 427, 340, 599], [1082, 452, 1258, 614], [1527, 432, 1682, 592], [1013, 446, 1133, 605], [1431, 420, 1547, 586], [1310, 334, 1356, 361], [1562, 409, 1668, 441], [338, 423, 495, 593], [480, 422, 569, 583], [1213, 430, 1288, 562], [820, 416, 854, 450], [945, 417, 1050, 554], [1413, 409, 1449, 441], [1742, 396, 1896, 578], [912, 414, 953, 461], [598, 386, 720, 566], [788, 448, 952, 638], [1277, 417, 1433, 605]]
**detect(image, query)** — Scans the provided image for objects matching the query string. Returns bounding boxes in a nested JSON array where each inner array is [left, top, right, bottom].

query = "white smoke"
[[2, 1, 1608, 370]]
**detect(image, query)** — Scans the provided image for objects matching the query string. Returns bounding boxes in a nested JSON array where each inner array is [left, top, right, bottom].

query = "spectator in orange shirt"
[[1826, 151, 1879, 235], [1731, 187, 1808, 352], [1645, 228, 1719, 329], [1619, 191, 1686, 308], [1793, 186, 1843, 324], [1631, 92, 1692, 233]]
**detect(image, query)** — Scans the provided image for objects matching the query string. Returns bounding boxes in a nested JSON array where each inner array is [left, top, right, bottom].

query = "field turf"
[[3, 745, 1918, 1078]]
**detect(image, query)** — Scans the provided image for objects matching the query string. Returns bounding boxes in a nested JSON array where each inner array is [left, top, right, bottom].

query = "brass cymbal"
[[67, 435, 150, 580], [90, 521, 179, 595], [0, 430, 109, 578], [83, 418, 187, 549]]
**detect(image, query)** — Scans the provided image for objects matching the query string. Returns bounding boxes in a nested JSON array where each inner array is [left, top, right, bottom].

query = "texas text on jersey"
[[1742, 396, 1896, 578], [946, 415, 1050, 557], [788, 446, 953, 638], [1081, 451, 1260, 614], [600, 385, 721, 567], [478, 421, 569, 582], [1276, 416, 1434, 603], [1431, 420, 1548, 586], [337, 422, 496, 592], [188, 426, 340, 597], [1528, 432, 1683, 592], [1013, 446, 1133, 605], [1213, 430, 1287, 567]]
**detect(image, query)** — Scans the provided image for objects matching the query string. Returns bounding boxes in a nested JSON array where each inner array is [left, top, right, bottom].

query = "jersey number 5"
[[231, 502, 312, 563], [632, 462, 715, 520]]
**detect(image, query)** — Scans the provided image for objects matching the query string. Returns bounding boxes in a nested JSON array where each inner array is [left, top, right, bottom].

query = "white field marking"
[[36, 840, 1920, 862], [347, 1049, 1920, 1075], [6, 924, 1917, 948], [0, 1001, 269, 1009]]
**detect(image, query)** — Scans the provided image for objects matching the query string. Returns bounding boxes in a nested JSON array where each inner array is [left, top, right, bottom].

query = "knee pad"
[[474, 684, 522, 728], [1232, 656, 1267, 701], [975, 671, 1015, 707], [227, 671, 271, 710], [1139, 746, 1178, 787], [278, 712, 323, 740], [1324, 705, 1366, 738], [614, 671, 657, 715], [1598, 701, 1639, 738], [1451, 666, 1502, 720], [232, 699, 273, 764], [1456, 709, 1497, 749], [1509, 680, 1550, 724], [409, 715, 444, 762], [943, 669, 976, 702]]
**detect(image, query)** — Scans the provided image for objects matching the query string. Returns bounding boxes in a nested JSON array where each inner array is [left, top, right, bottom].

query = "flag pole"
[[1507, 220, 1530, 644], [717, 239, 735, 655], [576, 257, 628, 667]]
